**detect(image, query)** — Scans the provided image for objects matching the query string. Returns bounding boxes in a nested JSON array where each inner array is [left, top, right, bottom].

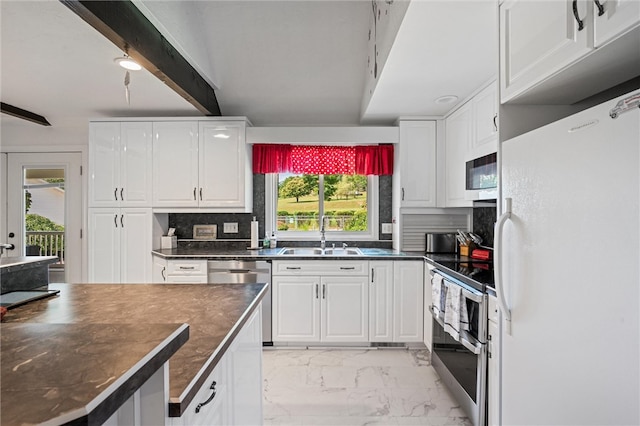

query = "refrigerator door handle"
[[494, 197, 513, 335]]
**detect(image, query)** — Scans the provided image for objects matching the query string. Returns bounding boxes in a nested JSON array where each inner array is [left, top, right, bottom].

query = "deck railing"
[[25, 231, 64, 264]]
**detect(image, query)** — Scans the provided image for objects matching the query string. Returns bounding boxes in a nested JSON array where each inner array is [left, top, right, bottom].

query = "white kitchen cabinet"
[[199, 122, 252, 210], [152, 256, 208, 283], [500, 0, 640, 103], [169, 307, 262, 426], [152, 120, 252, 211], [397, 120, 437, 208], [487, 294, 501, 426], [89, 122, 152, 207], [445, 102, 473, 207], [470, 82, 498, 160], [393, 260, 424, 342], [500, 0, 592, 103], [369, 261, 394, 342], [272, 261, 369, 343], [152, 121, 200, 207], [593, 0, 640, 47], [272, 275, 320, 342], [88, 208, 152, 283]]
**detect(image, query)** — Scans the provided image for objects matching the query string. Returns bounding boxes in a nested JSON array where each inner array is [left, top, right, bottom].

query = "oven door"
[[431, 271, 487, 426]]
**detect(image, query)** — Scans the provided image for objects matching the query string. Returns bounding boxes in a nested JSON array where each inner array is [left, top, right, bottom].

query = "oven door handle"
[[431, 307, 484, 355]]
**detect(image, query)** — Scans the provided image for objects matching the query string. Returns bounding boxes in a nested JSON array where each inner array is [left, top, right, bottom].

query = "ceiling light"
[[114, 56, 142, 71], [435, 95, 458, 105]]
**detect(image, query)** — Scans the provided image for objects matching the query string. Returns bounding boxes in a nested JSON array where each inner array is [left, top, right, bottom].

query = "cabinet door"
[[120, 209, 152, 283], [89, 122, 120, 207], [423, 263, 434, 351], [152, 122, 199, 207], [88, 208, 120, 283], [445, 103, 473, 207], [180, 355, 229, 426], [593, 0, 640, 47], [120, 122, 152, 207], [487, 316, 500, 426], [369, 261, 394, 342], [152, 255, 167, 283], [471, 82, 498, 159], [398, 121, 437, 208], [393, 261, 424, 342], [321, 276, 369, 342], [272, 276, 320, 342], [500, 0, 593, 102], [199, 122, 248, 208]]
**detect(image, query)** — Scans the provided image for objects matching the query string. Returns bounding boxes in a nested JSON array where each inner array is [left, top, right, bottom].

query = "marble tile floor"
[[263, 348, 471, 426]]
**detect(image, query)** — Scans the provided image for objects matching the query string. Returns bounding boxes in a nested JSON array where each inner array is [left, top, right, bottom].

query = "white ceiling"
[[0, 0, 497, 131]]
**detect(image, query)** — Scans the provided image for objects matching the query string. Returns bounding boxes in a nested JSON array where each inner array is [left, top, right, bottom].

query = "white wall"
[[1, 122, 88, 150]]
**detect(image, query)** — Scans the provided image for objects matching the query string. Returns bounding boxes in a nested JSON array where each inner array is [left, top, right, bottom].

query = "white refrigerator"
[[495, 90, 640, 425]]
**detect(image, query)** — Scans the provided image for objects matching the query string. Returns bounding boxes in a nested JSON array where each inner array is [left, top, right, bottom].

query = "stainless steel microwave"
[[465, 152, 497, 200]]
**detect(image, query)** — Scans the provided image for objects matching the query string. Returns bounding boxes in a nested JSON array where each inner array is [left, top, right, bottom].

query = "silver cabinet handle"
[[401, 187, 405, 200], [371, 268, 375, 283], [594, 0, 605, 16], [286, 266, 301, 270], [114, 214, 118, 228], [120, 215, 124, 228], [114, 188, 118, 201], [161, 267, 166, 281], [493, 114, 498, 131], [315, 283, 319, 299], [120, 188, 124, 201], [340, 266, 356, 270], [179, 266, 196, 270], [193, 187, 197, 200], [199, 188, 203, 201], [322, 284, 326, 299], [195, 380, 217, 413]]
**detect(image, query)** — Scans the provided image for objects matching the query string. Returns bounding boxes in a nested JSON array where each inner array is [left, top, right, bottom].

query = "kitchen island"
[[1, 282, 268, 425], [0, 255, 58, 293]]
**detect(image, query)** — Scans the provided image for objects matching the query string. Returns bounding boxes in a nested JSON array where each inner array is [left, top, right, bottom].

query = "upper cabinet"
[[445, 103, 473, 208], [397, 120, 437, 208], [151, 119, 253, 212], [89, 122, 152, 208], [500, 0, 640, 104], [470, 82, 498, 160]]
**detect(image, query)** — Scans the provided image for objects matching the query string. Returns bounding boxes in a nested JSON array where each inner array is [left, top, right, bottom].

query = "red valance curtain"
[[252, 144, 393, 175]]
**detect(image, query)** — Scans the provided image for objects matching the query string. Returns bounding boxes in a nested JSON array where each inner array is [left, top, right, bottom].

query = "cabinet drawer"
[[167, 260, 208, 275], [273, 260, 368, 276], [166, 275, 208, 284], [181, 355, 228, 425], [488, 294, 499, 323]]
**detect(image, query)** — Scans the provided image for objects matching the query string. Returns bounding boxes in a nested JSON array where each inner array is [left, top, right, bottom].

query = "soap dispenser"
[[270, 231, 277, 248]]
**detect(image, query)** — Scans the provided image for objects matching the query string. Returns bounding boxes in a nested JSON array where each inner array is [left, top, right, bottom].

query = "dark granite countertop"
[[2, 282, 269, 417], [0, 256, 58, 271], [1, 322, 188, 426], [152, 247, 423, 260]]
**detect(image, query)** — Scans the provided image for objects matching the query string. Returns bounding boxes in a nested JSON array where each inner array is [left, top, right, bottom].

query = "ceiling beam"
[[1, 103, 51, 126], [60, 0, 221, 116]]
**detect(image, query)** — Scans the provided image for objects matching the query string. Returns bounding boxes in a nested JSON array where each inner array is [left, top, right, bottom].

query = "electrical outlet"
[[381, 223, 393, 234], [223, 222, 238, 233]]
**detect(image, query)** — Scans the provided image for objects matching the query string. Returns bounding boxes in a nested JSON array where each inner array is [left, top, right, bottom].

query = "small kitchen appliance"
[[425, 233, 458, 254]]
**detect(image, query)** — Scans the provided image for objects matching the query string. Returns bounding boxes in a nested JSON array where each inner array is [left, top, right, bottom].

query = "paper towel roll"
[[250, 219, 259, 249]]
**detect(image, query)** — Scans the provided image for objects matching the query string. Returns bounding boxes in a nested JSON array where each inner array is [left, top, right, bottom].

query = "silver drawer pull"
[[340, 267, 356, 270], [179, 266, 196, 270], [286, 266, 301, 270]]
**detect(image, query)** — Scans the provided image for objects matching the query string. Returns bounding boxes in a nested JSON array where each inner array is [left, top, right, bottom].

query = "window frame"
[[265, 173, 379, 242]]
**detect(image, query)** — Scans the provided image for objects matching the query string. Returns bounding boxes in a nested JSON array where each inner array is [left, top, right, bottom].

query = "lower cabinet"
[[369, 260, 425, 343], [423, 262, 435, 350], [169, 307, 263, 426], [88, 208, 152, 283], [272, 261, 369, 343]]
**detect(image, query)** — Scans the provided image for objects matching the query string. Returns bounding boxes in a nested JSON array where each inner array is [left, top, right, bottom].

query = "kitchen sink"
[[278, 247, 363, 256]]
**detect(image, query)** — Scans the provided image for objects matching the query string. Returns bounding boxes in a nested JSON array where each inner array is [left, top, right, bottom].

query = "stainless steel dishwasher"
[[207, 260, 272, 344]]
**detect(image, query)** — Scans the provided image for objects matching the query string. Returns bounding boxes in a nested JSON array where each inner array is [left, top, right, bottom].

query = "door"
[[393, 261, 424, 342], [321, 276, 368, 342], [398, 120, 437, 208], [199, 122, 245, 207], [593, 0, 640, 47], [499, 95, 639, 424], [272, 276, 320, 342], [369, 261, 394, 342], [500, 0, 593, 102], [6, 152, 82, 283], [152, 121, 199, 207]]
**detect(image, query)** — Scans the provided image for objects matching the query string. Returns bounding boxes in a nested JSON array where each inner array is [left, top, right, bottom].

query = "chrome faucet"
[[320, 215, 326, 249]]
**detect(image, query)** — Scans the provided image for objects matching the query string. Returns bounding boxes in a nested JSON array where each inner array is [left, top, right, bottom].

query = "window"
[[266, 173, 378, 241]]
